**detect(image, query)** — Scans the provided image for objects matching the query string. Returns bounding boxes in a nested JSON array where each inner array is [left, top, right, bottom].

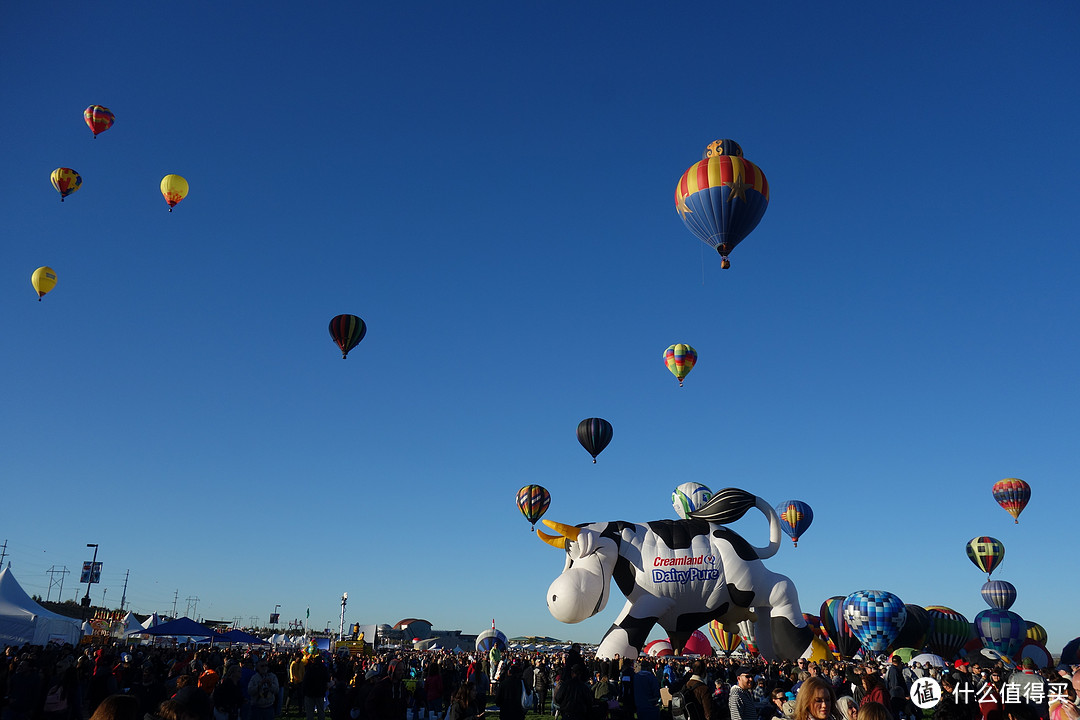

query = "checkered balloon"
[[842, 590, 907, 653]]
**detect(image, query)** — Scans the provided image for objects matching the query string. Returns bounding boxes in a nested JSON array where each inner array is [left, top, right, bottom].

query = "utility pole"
[[119, 570, 129, 612], [46, 566, 70, 602], [172, 589, 179, 618], [0, 540, 7, 568], [185, 596, 199, 618]]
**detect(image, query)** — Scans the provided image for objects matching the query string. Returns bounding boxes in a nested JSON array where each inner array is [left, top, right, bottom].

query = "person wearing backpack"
[[672, 661, 711, 720]]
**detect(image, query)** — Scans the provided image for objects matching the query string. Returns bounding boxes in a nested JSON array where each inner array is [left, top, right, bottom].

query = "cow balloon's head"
[[537, 520, 617, 623]]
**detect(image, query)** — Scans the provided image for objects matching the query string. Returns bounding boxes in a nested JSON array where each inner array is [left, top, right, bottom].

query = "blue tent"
[[134, 616, 219, 639], [219, 628, 269, 645]]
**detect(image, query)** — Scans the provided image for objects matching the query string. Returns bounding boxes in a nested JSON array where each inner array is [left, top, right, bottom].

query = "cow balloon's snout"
[[546, 568, 605, 623]]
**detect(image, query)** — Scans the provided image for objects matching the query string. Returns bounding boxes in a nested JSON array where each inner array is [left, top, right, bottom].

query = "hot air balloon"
[[475, 628, 507, 653], [775, 500, 813, 547], [576, 418, 612, 463], [992, 478, 1031, 523], [674, 139, 769, 269], [83, 105, 115, 137], [31, 267, 57, 301], [160, 174, 189, 211], [328, 314, 366, 359], [51, 168, 81, 201], [820, 596, 860, 660], [516, 485, 551, 530], [842, 590, 907, 653], [975, 608, 1024, 658], [707, 620, 742, 656], [672, 482, 712, 520], [1024, 621, 1047, 646], [925, 606, 973, 660], [980, 580, 1017, 610], [891, 604, 930, 652], [663, 344, 697, 387], [966, 537, 1005, 577], [737, 619, 758, 655]]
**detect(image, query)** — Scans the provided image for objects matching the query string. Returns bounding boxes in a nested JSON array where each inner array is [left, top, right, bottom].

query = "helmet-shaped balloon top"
[[703, 139, 743, 159]]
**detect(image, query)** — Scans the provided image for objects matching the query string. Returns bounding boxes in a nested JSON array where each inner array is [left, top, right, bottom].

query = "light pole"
[[339, 593, 348, 641], [82, 543, 98, 618], [273, 604, 281, 630]]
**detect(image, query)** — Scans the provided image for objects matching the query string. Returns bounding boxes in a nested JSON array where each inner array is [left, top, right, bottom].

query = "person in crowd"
[[446, 683, 483, 720], [1049, 681, 1078, 720], [532, 663, 549, 716], [793, 677, 838, 720], [859, 703, 891, 720], [304, 655, 332, 720], [248, 658, 279, 720], [860, 670, 888, 710], [553, 663, 591, 720], [213, 665, 247, 720], [5, 655, 43, 720], [730, 667, 757, 720], [685, 660, 713, 720], [289, 653, 307, 714], [835, 696, 858, 720], [89, 695, 141, 720], [424, 661, 444, 720], [1008, 659, 1048, 720], [174, 674, 213, 720], [132, 664, 167, 718], [365, 658, 408, 720], [762, 687, 788, 720], [633, 660, 661, 720], [494, 661, 526, 720]]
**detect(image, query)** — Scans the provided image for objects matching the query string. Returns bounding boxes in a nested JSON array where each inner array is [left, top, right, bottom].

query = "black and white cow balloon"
[[538, 487, 813, 661]]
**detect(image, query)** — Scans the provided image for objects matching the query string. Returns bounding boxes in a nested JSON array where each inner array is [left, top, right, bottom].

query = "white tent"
[[0, 568, 82, 647], [120, 612, 145, 637], [141, 613, 163, 629]]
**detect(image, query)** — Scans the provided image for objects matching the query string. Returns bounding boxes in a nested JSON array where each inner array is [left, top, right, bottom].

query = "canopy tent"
[[141, 613, 163, 629], [135, 616, 219, 640], [119, 612, 145, 637], [0, 568, 82, 647], [218, 629, 268, 645]]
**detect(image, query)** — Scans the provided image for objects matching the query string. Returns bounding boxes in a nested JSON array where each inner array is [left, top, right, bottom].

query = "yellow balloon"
[[31, 266, 57, 301], [160, 174, 189, 211]]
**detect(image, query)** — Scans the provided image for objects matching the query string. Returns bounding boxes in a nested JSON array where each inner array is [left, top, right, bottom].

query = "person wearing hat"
[[1007, 659, 1048, 720], [730, 667, 756, 720]]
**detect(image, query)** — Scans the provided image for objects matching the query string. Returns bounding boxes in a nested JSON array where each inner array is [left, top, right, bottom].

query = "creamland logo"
[[651, 554, 719, 584]]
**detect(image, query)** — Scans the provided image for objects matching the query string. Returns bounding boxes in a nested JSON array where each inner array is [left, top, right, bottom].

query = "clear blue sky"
[[2, 2, 1078, 652]]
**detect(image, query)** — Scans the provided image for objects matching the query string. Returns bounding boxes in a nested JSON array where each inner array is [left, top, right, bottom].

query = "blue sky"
[[2, 2, 1078, 651]]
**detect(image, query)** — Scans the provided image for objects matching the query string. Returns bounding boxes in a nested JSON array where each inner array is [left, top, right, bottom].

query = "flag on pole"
[[306, 607, 310, 619]]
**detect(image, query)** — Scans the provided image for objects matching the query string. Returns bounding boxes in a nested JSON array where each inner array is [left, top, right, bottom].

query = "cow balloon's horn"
[[536, 530, 567, 549], [542, 519, 581, 541]]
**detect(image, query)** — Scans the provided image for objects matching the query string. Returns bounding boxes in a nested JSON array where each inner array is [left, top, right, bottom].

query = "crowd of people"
[[1, 641, 1077, 720]]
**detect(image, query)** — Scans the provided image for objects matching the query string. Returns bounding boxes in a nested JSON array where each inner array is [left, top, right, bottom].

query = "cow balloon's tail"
[[688, 488, 782, 559]]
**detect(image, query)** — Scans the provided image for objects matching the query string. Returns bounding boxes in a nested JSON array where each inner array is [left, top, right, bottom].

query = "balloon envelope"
[[672, 482, 712, 520], [663, 344, 697, 387], [926, 606, 972, 660], [775, 500, 813, 546], [891, 604, 930, 652], [51, 168, 81, 200], [516, 485, 551, 529], [83, 105, 115, 136], [992, 478, 1030, 523], [975, 608, 1024, 658], [966, 537, 1005, 576], [707, 620, 741, 655], [160, 174, 189, 211], [842, 590, 906, 653], [980, 580, 1017, 610], [1024, 621, 1047, 646], [682, 629, 713, 656], [475, 628, 507, 653], [31, 267, 57, 300], [576, 418, 612, 463], [820, 596, 860, 659], [674, 139, 769, 268], [328, 314, 366, 359]]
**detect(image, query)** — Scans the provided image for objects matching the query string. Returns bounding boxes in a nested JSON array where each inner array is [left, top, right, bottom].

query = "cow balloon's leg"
[[761, 575, 812, 660], [596, 624, 641, 660]]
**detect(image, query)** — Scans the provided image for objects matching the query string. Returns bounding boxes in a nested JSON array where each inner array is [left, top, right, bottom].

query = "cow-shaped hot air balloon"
[[536, 487, 812, 660]]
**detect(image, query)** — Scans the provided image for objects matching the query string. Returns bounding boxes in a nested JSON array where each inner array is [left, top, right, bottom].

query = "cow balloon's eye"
[[551, 594, 557, 603]]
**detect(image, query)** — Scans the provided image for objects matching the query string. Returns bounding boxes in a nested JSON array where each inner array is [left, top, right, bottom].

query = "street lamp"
[[82, 543, 98, 620], [339, 592, 348, 641]]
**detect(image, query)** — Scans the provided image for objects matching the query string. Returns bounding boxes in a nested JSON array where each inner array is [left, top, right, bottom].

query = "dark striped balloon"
[[329, 314, 367, 359], [577, 418, 613, 463], [516, 484, 551, 529]]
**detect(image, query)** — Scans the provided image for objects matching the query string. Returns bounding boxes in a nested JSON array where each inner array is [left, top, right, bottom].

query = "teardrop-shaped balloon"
[[516, 484, 551, 530], [975, 608, 1024, 658], [328, 314, 366, 359], [842, 590, 906, 653], [672, 482, 712, 520], [820, 596, 860, 660], [31, 267, 58, 301], [160, 174, 189, 211], [674, 139, 769, 269], [1024, 621, 1047, 646], [83, 105, 115, 137], [992, 478, 1031, 523], [980, 580, 1017, 610], [576, 418, 612, 463], [51, 168, 82, 201], [891, 604, 930, 652], [663, 344, 697, 387], [775, 500, 813, 547], [925, 606, 973, 660], [966, 536, 1005, 577], [707, 619, 741, 655]]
